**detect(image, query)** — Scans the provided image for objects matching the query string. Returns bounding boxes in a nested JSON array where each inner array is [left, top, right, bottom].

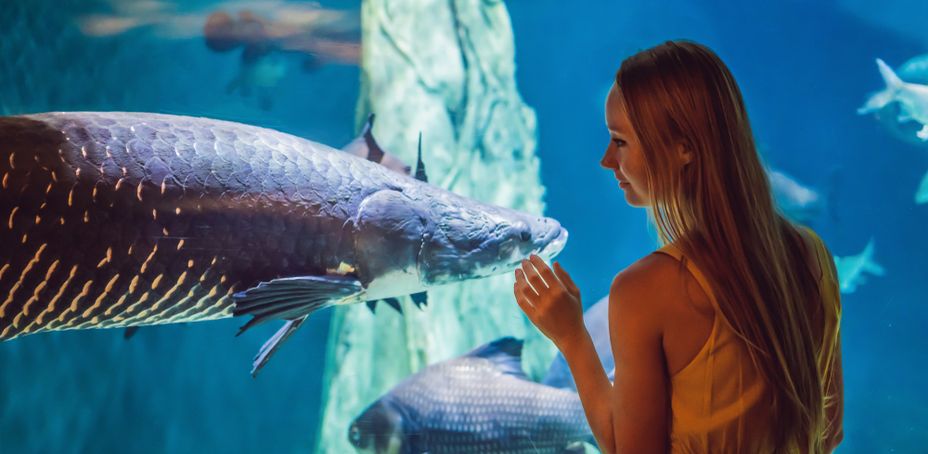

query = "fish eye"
[[348, 425, 362, 445]]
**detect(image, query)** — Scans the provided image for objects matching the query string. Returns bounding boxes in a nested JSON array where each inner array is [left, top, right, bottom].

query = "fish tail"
[[876, 58, 904, 90], [859, 58, 904, 114], [861, 239, 885, 276], [916, 169, 928, 204]]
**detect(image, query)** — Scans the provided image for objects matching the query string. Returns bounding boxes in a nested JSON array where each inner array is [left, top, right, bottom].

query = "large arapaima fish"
[[0, 112, 567, 375]]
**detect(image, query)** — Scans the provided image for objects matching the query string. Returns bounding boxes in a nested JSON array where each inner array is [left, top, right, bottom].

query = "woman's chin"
[[623, 192, 650, 208]]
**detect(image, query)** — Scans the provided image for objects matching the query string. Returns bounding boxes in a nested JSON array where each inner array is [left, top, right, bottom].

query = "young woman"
[[514, 41, 844, 453]]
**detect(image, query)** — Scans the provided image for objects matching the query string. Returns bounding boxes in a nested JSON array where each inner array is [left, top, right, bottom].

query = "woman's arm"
[[607, 263, 669, 454], [556, 269, 672, 454], [558, 327, 617, 451], [514, 256, 617, 451], [514, 255, 670, 454]]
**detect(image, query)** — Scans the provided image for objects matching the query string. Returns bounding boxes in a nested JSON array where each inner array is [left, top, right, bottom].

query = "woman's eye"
[[612, 138, 626, 147]]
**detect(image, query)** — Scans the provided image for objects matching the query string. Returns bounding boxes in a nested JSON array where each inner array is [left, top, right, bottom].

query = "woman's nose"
[[600, 148, 615, 169]]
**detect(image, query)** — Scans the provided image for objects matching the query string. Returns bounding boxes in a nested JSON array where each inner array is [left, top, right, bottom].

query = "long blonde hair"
[[617, 41, 827, 452]]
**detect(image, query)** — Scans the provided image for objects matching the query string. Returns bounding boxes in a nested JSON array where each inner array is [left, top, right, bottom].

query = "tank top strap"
[[656, 243, 720, 310]]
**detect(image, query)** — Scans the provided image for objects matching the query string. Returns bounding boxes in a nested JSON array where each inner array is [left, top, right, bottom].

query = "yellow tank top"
[[655, 228, 842, 453]]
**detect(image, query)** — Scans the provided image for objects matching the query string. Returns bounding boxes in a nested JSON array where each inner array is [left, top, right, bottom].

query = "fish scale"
[[1, 112, 568, 376], [0, 112, 400, 340], [350, 338, 591, 453]]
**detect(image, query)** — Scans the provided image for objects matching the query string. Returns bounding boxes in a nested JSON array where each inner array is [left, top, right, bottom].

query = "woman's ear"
[[676, 142, 694, 166]]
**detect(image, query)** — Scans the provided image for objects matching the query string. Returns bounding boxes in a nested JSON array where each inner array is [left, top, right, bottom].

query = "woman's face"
[[601, 83, 651, 207]]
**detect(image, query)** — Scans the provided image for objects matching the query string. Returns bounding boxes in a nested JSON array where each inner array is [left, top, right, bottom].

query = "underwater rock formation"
[[315, 1, 557, 452]]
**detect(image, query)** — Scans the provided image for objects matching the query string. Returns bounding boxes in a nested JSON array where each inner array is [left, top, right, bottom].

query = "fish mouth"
[[538, 227, 568, 260]]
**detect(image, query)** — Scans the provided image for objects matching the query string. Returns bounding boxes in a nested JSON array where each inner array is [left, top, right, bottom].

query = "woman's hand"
[[514, 255, 586, 350]]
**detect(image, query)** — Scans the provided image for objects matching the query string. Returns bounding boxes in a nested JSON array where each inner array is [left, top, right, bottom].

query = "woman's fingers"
[[514, 268, 531, 291], [553, 261, 580, 297], [520, 259, 549, 293], [514, 270, 537, 316], [514, 269, 538, 299], [514, 290, 535, 315], [528, 255, 559, 287]]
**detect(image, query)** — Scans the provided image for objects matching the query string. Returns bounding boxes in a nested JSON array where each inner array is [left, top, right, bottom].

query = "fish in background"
[[347, 337, 594, 454], [858, 54, 928, 147], [859, 58, 928, 141], [833, 238, 885, 294], [0, 112, 567, 376], [202, 7, 361, 68], [858, 57, 928, 204], [222, 52, 290, 111], [896, 54, 928, 84], [75, 0, 203, 38], [342, 114, 415, 178], [76, 1, 360, 109], [202, 6, 360, 108], [79, 0, 361, 56], [917, 170, 928, 204], [857, 58, 928, 142], [768, 167, 840, 225]]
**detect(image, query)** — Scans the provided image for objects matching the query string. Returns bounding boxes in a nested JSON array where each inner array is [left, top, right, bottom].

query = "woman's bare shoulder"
[[610, 251, 690, 314], [615, 251, 683, 284]]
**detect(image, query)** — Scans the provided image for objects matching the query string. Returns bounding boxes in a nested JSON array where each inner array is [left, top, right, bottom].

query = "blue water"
[[1, 0, 926, 452]]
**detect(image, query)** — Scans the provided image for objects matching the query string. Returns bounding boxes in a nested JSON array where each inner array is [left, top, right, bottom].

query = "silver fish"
[[767, 167, 839, 224], [0, 112, 567, 374], [348, 337, 592, 454]]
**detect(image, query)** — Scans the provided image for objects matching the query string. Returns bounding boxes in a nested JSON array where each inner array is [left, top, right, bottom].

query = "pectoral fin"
[[233, 274, 364, 376], [233, 275, 363, 335], [250, 317, 306, 377]]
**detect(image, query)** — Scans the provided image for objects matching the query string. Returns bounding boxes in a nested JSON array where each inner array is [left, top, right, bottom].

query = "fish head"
[[416, 193, 568, 286], [354, 189, 433, 297], [348, 399, 409, 454], [353, 188, 567, 298]]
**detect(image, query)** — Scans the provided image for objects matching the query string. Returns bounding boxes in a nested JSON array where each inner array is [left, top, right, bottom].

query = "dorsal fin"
[[342, 114, 385, 164], [342, 113, 413, 176], [414, 132, 428, 182], [465, 337, 527, 378], [361, 114, 385, 164]]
